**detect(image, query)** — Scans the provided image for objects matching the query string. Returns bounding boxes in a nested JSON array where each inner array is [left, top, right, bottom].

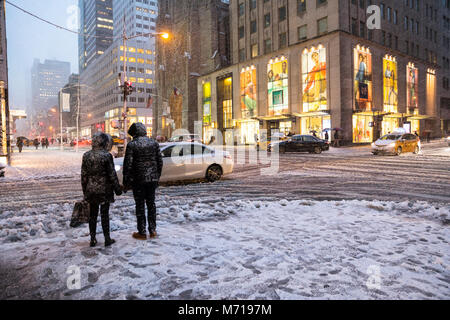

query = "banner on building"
[[60, 92, 70, 112], [268, 57, 288, 116], [302, 46, 327, 113]]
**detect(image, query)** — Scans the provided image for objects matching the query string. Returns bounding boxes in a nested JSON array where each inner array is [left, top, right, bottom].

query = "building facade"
[[198, 0, 450, 145], [79, 0, 158, 138], [155, 0, 231, 138], [0, 0, 9, 166], [78, 0, 114, 72]]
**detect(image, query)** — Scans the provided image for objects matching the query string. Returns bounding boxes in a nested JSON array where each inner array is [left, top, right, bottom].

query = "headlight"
[[371, 143, 375, 147], [115, 165, 121, 172], [388, 143, 396, 148]]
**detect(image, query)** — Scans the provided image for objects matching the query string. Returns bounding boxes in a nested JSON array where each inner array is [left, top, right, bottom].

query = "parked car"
[[372, 133, 421, 155], [268, 135, 330, 154], [169, 134, 202, 143], [114, 142, 234, 183]]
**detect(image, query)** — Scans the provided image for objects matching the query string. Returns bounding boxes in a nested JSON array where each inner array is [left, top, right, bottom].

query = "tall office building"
[[197, 0, 450, 145], [78, 0, 114, 72], [31, 59, 71, 114], [154, 0, 231, 137], [79, 0, 158, 138], [0, 0, 10, 166]]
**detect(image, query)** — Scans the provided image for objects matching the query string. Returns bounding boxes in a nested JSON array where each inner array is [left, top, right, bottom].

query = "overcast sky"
[[5, 0, 79, 109]]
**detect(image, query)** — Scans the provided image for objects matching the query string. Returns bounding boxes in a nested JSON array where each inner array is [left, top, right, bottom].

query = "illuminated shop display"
[[302, 46, 327, 113], [407, 63, 419, 111], [202, 82, 212, 125], [383, 55, 398, 113], [240, 66, 257, 118], [354, 46, 372, 112], [267, 56, 288, 116], [352, 114, 373, 143]]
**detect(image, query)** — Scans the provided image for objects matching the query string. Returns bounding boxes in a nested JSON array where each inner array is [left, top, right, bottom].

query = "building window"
[[239, 3, 245, 16], [279, 32, 287, 49], [250, 20, 257, 34], [239, 48, 246, 62], [298, 25, 307, 41], [264, 13, 271, 28], [298, 0, 306, 14], [279, 6, 287, 22], [317, 17, 328, 35], [249, 0, 256, 10], [239, 26, 245, 39], [352, 18, 358, 36], [317, 0, 327, 6], [251, 44, 258, 58], [264, 39, 272, 54]]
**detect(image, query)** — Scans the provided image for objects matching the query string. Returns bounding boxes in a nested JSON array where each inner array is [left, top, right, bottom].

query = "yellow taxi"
[[372, 131, 421, 156], [256, 133, 288, 151]]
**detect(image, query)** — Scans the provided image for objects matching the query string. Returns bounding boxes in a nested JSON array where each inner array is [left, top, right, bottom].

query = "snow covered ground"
[[0, 142, 449, 299], [0, 198, 448, 300]]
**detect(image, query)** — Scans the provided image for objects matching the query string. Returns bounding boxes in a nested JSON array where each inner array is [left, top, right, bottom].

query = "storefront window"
[[407, 63, 419, 112], [268, 57, 288, 116], [202, 82, 212, 125], [382, 117, 400, 136], [218, 77, 233, 129], [240, 66, 257, 118], [301, 116, 330, 136], [352, 115, 374, 143], [383, 55, 398, 113], [302, 46, 327, 112], [354, 46, 372, 112]]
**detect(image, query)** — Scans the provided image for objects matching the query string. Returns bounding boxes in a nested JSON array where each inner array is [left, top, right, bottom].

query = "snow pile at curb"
[[0, 198, 448, 244]]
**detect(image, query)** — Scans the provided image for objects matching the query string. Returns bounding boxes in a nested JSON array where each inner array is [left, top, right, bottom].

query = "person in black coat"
[[17, 138, 24, 153], [81, 133, 122, 247], [123, 122, 163, 240]]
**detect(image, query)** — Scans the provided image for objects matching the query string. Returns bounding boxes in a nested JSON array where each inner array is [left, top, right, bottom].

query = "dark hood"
[[92, 133, 111, 151], [128, 122, 147, 138]]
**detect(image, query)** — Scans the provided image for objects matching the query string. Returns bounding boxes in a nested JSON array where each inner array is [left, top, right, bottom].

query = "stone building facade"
[[0, 0, 9, 166], [155, 0, 230, 138], [197, 0, 450, 144]]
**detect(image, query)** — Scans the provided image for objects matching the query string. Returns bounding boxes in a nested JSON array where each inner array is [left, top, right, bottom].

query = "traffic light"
[[124, 81, 134, 96]]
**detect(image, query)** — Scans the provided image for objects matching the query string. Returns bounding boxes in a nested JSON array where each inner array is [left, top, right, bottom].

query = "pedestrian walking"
[[33, 138, 39, 150], [324, 131, 329, 141], [44, 138, 49, 149], [123, 122, 163, 240], [81, 133, 122, 247], [17, 138, 24, 153]]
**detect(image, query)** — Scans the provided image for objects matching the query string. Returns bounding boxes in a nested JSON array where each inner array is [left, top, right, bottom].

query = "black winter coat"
[[123, 122, 163, 188], [81, 133, 122, 204]]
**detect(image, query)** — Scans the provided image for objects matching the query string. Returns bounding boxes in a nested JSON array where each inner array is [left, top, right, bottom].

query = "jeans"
[[89, 202, 111, 240], [133, 182, 158, 235]]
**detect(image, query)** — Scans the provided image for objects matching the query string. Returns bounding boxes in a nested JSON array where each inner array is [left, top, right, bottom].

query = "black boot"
[[101, 204, 115, 247], [90, 237, 97, 247]]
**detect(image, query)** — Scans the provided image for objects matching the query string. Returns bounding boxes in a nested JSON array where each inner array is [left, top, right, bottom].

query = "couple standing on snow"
[[81, 122, 163, 247]]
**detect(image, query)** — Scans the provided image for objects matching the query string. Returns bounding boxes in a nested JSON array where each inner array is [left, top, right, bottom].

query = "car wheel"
[[413, 145, 420, 154], [206, 165, 223, 182], [396, 147, 402, 156], [314, 147, 322, 154]]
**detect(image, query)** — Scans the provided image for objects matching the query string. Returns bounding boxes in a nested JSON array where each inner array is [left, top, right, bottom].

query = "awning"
[[383, 113, 407, 118], [256, 114, 292, 121], [353, 111, 390, 117], [407, 114, 435, 120], [292, 110, 330, 118]]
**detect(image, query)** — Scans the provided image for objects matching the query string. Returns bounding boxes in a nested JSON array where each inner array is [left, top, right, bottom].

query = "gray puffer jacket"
[[81, 133, 122, 204], [123, 123, 163, 188]]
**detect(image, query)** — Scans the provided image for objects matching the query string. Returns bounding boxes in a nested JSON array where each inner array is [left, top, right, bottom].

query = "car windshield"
[[380, 135, 401, 141]]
